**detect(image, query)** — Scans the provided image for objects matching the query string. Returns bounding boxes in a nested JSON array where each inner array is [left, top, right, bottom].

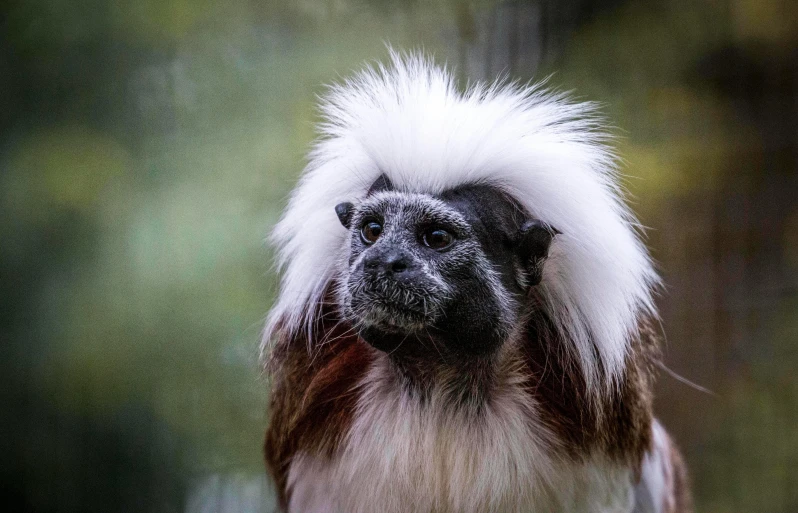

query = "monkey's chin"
[[356, 308, 427, 333], [357, 325, 415, 353], [350, 305, 429, 353]]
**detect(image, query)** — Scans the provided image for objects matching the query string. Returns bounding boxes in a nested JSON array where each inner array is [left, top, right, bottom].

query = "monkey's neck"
[[373, 337, 506, 409]]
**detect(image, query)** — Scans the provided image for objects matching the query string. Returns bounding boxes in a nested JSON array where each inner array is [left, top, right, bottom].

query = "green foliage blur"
[[1, 0, 796, 511]]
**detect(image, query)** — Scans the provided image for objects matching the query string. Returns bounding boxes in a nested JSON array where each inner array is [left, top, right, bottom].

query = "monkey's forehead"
[[354, 190, 471, 228]]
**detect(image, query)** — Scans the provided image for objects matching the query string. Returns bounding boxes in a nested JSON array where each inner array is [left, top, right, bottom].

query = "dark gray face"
[[335, 177, 557, 359]]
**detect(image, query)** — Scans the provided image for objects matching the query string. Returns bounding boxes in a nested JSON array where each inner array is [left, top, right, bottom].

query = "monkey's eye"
[[422, 229, 454, 250], [360, 222, 383, 244]]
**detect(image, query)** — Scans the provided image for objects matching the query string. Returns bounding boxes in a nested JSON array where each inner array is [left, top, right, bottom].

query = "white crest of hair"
[[264, 50, 659, 392]]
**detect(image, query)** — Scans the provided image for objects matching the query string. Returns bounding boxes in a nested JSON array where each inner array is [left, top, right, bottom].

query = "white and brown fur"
[[263, 53, 692, 512]]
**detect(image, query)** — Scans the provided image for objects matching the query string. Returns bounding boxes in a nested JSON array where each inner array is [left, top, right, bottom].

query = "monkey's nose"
[[386, 254, 408, 273], [364, 250, 415, 277]]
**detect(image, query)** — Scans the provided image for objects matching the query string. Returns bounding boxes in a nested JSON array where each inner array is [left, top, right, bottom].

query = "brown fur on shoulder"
[[264, 301, 373, 509], [521, 303, 660, 470]]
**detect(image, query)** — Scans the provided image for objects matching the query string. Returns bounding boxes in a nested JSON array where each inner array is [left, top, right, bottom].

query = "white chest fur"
[[286, 360, 638, 513]]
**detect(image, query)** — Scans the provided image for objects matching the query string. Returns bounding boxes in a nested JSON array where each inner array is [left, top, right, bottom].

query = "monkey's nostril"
[[391, 260, 408, 273]]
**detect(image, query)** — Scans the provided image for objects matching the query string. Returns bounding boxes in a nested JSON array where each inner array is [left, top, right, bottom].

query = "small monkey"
[[262, 53, 692, 513]]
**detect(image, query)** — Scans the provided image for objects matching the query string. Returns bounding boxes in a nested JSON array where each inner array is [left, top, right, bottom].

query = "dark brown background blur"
[[2, 0, 796, 511]]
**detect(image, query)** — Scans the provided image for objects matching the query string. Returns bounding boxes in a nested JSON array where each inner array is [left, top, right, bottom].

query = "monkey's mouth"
[[345, 280, 440, 333], [349, 296, 430, 332]]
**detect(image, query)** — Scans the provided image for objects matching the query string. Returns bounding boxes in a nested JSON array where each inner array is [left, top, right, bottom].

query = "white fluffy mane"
[[264, 52, 659, 390]]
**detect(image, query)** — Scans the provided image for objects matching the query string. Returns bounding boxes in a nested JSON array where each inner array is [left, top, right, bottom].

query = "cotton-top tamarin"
[[261, 53, 692, 513]]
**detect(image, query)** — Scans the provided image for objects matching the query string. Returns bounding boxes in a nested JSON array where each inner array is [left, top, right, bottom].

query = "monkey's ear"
[[367, 173, 394, 195], [517, 220, 560, 286], [335, 202, 355, 228]]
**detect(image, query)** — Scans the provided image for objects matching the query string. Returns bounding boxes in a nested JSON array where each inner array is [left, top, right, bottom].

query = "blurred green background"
[[1, 0, 796, 511]]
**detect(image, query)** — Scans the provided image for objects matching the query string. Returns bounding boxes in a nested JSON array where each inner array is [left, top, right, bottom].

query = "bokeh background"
[[2, 0, 796, 511]]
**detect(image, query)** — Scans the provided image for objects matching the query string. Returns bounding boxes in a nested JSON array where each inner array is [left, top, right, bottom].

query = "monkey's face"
[[341, 190, 469, 347], [335, 180, 557, 359]]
